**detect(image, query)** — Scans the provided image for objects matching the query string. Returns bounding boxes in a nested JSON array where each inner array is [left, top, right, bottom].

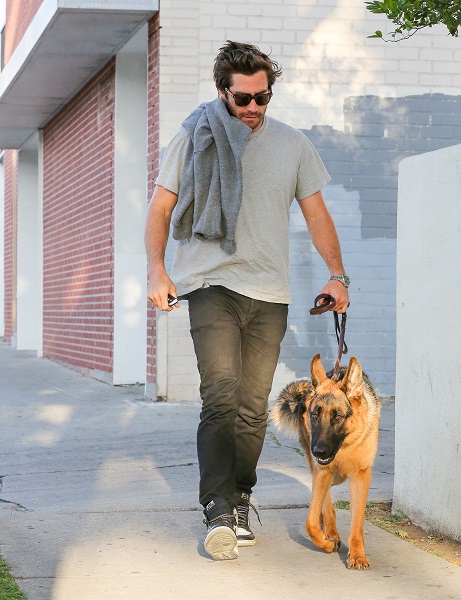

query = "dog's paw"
[[307, 521, 341, 553], [320, 535, 341, 553], [328, 536, 341, 552], [347, 554, 370, 570]]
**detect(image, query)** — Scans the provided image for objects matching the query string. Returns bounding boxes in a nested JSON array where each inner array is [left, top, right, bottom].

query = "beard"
[[221, 97, 265, 131]]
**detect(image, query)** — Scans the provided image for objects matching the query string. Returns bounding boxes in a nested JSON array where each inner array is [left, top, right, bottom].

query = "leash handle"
[[309, 293, 336, 315], [309, 294, 348, 380]]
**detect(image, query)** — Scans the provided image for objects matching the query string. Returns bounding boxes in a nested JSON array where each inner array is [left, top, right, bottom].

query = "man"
[[145, 41, 349, 561]]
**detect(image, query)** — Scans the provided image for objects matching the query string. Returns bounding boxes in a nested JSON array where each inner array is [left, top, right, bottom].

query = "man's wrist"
[[328, 274, 350, 288], [148, 263, 167, 279]]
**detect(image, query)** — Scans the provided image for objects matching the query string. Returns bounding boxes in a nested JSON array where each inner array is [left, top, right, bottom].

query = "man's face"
[[219, 70, 270, 132]]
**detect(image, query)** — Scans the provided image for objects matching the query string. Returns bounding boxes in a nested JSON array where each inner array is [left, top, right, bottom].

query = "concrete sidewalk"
[[0, 342, 459, 600]]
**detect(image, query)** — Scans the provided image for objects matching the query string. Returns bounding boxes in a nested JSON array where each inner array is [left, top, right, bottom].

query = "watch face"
[[343, 275, 350, 287]]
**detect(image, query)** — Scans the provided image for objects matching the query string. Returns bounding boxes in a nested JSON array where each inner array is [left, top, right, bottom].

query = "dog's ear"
[[311, 354, 327, 388], [339, 356, 363, 400]]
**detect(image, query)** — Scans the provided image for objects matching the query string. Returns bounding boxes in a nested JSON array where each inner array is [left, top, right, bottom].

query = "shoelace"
[[237, 501, 262, 528]]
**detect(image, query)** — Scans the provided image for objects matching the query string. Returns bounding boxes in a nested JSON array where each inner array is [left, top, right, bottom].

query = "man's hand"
[[320, 279, 349, 313], [147, 268, 179, 312]]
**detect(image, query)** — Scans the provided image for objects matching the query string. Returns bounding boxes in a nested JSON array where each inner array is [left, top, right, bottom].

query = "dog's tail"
[[270, 379, 313, 437]]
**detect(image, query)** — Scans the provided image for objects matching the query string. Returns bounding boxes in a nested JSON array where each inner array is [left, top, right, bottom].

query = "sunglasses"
[[224, 88, 272, 107]]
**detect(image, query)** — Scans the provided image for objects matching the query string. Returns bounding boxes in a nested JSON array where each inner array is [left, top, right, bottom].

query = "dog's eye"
[[311, 413, 319, 422], [334, 414, 344, 423]]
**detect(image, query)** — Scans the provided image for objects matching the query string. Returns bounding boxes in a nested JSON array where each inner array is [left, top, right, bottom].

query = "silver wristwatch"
[[329, 274, 350, 288]]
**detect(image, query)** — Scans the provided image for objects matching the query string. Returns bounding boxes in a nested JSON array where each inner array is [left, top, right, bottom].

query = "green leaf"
[[365, 0, 461, 40]]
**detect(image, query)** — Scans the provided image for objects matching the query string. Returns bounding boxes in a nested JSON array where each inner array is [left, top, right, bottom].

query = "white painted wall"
[[159, 0, 461, 147], [156, 0, 461, 401], [0, 153, 4, 337], [16, 138, 41, 350], [394, 144, 461, 541], [113, 25, 148, 384]]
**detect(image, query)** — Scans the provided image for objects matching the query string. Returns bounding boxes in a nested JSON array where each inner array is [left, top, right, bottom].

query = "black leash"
[[309, 294, 348, 380]]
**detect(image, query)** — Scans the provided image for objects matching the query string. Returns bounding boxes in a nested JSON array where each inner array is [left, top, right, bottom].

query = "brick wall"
[[157, 0, 461, 398], [307, 94, 461, 240], [158, 0, 461, 146], [146, 12, 161, 386], [42, 59, 116, 374], [158, 0, 200, 146], [3, 0, 45, 65], [2, 150, 16, 342]]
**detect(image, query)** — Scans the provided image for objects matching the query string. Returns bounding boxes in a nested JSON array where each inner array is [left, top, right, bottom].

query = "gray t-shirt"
[[156, 115, 330, 304]]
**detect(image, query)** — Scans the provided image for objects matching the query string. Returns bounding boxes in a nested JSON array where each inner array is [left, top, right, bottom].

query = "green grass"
[[266, 420, 305, 457], [334, 500, 351, 510], [0, 555, 26, 600]]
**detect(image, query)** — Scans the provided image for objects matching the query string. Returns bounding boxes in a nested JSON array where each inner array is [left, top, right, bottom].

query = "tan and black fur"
[[271, 354, 381, 569]]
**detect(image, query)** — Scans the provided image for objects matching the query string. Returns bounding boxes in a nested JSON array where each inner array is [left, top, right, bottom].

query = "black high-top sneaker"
[[236, 492, 261, 546], [203, 499, 238, 560]]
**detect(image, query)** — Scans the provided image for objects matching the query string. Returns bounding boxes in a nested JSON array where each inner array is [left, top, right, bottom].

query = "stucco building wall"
[[394, 143, 461, 542]]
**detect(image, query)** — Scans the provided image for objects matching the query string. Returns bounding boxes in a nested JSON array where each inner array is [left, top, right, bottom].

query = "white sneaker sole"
[[237, 536, 256, 547], [237, 526, 256, 546], [204, 526, 239, 560]]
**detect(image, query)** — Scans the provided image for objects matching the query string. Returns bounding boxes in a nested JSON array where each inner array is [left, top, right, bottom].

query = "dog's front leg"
[[321, 488, 340, 549], [306, 469, 339, 553], [347, 468, 372, 569]]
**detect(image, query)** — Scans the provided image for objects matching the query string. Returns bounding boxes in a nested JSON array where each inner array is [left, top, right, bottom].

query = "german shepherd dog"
[[271, 354, 381, 569]]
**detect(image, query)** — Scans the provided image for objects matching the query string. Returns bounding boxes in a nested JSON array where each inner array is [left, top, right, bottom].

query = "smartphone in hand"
[[167, 294, 178, 307]]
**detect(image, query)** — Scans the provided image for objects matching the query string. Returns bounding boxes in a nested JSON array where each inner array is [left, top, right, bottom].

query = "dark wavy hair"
[[213, 40, 282, 91]]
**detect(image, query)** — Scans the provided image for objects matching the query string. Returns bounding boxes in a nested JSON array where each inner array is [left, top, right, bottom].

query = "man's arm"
[[299, 190, 349, 313], [144, 185, 179, 311]]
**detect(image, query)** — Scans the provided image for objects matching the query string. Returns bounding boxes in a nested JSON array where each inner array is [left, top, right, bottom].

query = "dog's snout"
[[312, 443, 329, 458]]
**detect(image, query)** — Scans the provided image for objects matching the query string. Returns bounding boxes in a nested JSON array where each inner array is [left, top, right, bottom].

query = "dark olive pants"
[[188, 286, 288, 509]]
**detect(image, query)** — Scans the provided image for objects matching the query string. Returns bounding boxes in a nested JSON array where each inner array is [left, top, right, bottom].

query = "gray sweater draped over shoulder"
[[171, 97, 252, 255]]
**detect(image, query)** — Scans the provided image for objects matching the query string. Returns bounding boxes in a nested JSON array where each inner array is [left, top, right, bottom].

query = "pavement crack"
[[266, 421, 305, 457], [1, 462, 197, 478], [0, 498, 31, 512], [61, 504, 310, 515], [158, 462, 195, 469], [0, 475, 31, 511]]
